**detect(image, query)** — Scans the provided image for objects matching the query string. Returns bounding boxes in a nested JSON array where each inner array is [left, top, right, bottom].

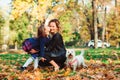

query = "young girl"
[[21, 24, 50, 71]]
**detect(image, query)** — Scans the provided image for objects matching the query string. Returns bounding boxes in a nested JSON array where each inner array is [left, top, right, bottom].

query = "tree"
[[97, 0, 109, 48], [9, 0, 120, 47], [50, 0, 91, 45], [102, 7, 107, 48], [9, 13, 30, 49], [0, 10, 5, 46], [106, 4, 120, 47], [92, 0, 98, 49], [0, 12, 5, 28], [115, 0, 120, 48], [10, 0, 52, 48], [11, 0, 51, 19]]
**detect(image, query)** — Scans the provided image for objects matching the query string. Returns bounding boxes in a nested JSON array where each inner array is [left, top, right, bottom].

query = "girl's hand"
[[29, 49, 38, 54], [41, 57, 46, 62]]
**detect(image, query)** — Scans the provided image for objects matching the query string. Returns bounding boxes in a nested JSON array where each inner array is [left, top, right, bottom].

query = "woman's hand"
[[29, 49, 38, 54], [41, 57, 46, 62]]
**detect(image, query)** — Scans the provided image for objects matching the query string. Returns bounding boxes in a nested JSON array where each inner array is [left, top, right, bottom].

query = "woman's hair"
[[48, 19, 61, 31], [37, 24, 45, 38]]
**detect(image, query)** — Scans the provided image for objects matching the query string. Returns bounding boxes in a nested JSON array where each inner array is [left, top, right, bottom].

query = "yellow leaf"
[[34, 69, 43, 80], [64, 68, 71, 76]]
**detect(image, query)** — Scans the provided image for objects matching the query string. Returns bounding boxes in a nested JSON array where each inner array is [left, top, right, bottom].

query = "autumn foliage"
[[0, 48, 120, 80]]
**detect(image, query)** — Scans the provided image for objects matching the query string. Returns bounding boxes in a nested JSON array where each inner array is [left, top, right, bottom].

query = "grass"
[[0, 48, 120, 79], [0, 48, 119, 66], [0, 53, 29, 66], [76, 48, 120, 64]]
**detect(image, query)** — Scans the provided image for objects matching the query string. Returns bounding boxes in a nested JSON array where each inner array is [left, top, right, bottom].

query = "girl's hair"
[[37, 24, 45, 38], [48, 19, 61, 31]]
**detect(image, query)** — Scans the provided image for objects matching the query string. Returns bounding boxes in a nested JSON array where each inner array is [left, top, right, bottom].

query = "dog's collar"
[[68, 58, 77, 66]]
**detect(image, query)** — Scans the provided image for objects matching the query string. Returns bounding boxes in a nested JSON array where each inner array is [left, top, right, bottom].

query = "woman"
[[39, 19, 66, 71]]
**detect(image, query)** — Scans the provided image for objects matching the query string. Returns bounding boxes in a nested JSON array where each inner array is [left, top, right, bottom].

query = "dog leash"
[[68, 59, 77, 66]]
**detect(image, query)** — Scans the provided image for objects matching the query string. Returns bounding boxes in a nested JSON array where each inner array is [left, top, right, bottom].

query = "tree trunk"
[[15, 41, 18, 50], [115, 0, 119, 48], [116, 42, 119, 48], [86, 17, 94, 40], [82, 0, 94, 40], [102, 7, 107, 48], [92, 0, 98, 49]]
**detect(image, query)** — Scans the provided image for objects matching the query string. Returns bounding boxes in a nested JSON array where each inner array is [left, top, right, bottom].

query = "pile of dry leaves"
[[0, 58, 120, 80]]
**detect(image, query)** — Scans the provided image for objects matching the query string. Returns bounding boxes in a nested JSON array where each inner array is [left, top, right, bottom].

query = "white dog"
[[66, 49, 87, 71]]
